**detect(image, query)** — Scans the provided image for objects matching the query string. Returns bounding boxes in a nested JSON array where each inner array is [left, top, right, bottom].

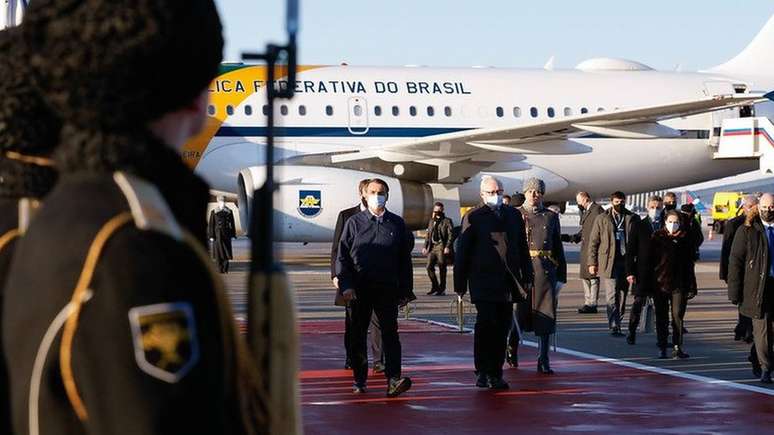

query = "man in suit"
[[562, 192, 604, 314], [454, 175, 533, 389], [729, 193, 774, 383], [722, 195, 758, 345], [331, 179, 383, 371], [423, 202, 453, 295]]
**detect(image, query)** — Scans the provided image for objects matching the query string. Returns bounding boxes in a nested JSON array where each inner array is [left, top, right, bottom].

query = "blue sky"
[[214, 0, 773, 71]]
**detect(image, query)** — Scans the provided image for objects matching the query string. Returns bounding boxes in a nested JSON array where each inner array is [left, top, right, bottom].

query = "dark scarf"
[[54, 124, 210, 243]]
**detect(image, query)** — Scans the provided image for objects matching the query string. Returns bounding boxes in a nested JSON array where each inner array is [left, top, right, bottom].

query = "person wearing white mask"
[[335, 178, 415, 396], [649, 210, 697, 359], [625, 195, 664, 345], [509, 177, 567, 374], [455, 175, 533, 389]]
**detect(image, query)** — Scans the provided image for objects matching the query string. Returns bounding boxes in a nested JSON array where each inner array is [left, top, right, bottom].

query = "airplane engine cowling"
[[237, 165, 434, 242]]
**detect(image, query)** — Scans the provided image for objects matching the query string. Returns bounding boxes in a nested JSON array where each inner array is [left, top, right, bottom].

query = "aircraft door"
[[704, 81, 738, 143], [347, 97, 369, 135]]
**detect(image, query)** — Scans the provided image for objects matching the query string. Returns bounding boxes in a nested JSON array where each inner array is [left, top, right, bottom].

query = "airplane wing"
[[332, 92, 772, 181]]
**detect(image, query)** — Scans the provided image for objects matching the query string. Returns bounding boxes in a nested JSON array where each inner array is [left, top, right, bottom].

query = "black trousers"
[[628, 295, 649, 334], [474, 302, 512, 377], [350, 291, 401, 383], [654, 291, 687, 348], [344, 307, 383, 365], [426, 246, 447, 292]]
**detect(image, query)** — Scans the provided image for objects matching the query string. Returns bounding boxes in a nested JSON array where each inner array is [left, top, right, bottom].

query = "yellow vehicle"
[[711, 191, 746, 233]]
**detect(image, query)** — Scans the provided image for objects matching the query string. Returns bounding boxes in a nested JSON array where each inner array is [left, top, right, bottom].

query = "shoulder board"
[[113, 172, 183, 241]]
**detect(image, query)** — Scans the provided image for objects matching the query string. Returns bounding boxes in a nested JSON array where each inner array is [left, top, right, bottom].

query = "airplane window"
[[513, 107, 521, 118], [263, 105, 270, 116], [580, 107, 588, 114], [409, 106, 417, 116], [564, 107, 572, 116], [444, 106, 452, 117], [244, 105, 252, 116], [427, 106, 434, 116], [325, 105, 334, 116], [496, 107, 504, 118], [280, 105, 289, 115], [354, 105, 363, 116], [226, 105, 234, 116], [547, 107, 555, 118], [530, 107, 538, 118], [207, 105, 215, 116], [597, 107, 605, 112], [374, 105, 382, 116], [299, 105, 307, 116], [392, 106, 400, 116]]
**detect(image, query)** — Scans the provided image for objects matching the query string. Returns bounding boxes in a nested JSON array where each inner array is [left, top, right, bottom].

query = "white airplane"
[[187, 14, 774, 242]]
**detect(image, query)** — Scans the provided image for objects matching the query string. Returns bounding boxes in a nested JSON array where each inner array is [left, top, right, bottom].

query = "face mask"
[[433, 211, 444, 220], [367, 194, 387, 210], [664, 203, 676, 211], [761, 209, 774, 223], [484, 194, 503, 208], [612, 203, 624, 213], [648, 208, 662, 220], [666, 222, 679, 234]]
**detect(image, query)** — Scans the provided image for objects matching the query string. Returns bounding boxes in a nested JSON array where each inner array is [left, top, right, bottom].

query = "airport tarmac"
[[221, 223, 774, 434]]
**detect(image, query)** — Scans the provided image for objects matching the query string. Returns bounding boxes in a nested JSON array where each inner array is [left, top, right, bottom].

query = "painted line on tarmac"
[[422, 318, 774, 397]]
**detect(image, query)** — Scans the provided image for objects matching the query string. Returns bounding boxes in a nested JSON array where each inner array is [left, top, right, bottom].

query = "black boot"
[[626, 331, 636, 345], [475, 371, 488, 388], [537, 335, 554, 374], [672, 345, 689, 359], [658, 347, 668, 359]]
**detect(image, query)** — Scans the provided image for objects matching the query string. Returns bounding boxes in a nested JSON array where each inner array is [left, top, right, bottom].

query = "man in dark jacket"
[[423, 202, 453, 295], [625, 195, 663, 344], [455, 175, 533, 389], [208, 196, 236, 273], [722, 195, 758, 344], [330, 179, 383, 371], [588, 191, 640, 336], [562, 191, 603, 314], [729, 193, 774, 383], [336, 178, 414, 397]]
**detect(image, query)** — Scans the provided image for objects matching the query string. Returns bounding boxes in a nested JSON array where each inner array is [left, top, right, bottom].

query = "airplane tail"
[[709, 14, 774, 78]]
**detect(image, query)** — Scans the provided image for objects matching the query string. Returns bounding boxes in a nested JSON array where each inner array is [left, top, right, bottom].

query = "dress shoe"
[[435, 291, 446, 296], [610, 326, 625, 337], [373, 362, 385, 374], [672, 346, 690, 359], [537, 359, 555, 375], [626, 332, 636, 345], [353, 383, 367, 394], [475, 372, 489, 388], [506, 348, 519, 368], [487, 375, 510, 389], [658, 348, 668, 359], [344, 360, 352, 370], [761, 371, 773, 384], [387, 376, 412, 397], [578, 305, 598, 314], [749, 354, 762, 378], [426, 288, 439, 295]]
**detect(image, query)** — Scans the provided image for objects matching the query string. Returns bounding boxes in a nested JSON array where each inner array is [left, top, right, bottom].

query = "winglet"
[[764, 91, 774, 101]]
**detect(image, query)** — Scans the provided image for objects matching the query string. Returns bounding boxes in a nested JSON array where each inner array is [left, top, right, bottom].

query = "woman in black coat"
[[648, 211, 698, 359]]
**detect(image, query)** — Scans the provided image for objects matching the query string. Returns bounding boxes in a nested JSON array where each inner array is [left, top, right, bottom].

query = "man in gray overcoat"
[[509, 177, 567, 374], [562, 192, 604, 314]]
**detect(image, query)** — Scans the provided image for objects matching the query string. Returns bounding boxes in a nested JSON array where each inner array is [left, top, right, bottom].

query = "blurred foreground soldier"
[[561, 192, 603, 314], [721, 195, 758, 344], [3, 1, 265, 433], [330, 178, 383, 372], [588, 191, 640, 336], [208, 196, 236, 273], [625, 195, 663, 344], [729, 193, 774, 383], [650, 211, 697, 359], [455, 175, 532, 389], [509, 178, 566, 374], [336, 178, 414, 396], [0, 27, 62, 435], [423, 202, 453, 295]]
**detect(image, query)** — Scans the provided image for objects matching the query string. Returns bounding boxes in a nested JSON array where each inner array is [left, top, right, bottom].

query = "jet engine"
[[237, 165, 434, 242]]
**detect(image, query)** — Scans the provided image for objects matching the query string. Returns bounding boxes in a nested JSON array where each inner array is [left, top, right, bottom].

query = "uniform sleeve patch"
[[128, 302, 200, 383]]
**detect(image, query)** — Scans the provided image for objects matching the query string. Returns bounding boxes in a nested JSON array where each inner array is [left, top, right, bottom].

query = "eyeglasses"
[[482, 190, 503, 195]]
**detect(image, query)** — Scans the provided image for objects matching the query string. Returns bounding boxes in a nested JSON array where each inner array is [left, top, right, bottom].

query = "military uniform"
[[510, 205, 567, 370], [3, 163, 260, 434], [208, 206, 236, 273]]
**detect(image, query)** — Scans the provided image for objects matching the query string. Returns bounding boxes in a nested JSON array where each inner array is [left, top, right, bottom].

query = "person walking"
[[208, 196, 236, 273], [562, 192, 603, 314], [510, 178, 566, 374], [423, 202, 453, 295], [587, 191, 640, 336], [454, 175, 533, 389]]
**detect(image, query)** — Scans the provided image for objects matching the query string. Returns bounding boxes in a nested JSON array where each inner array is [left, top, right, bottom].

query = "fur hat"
[[522, 177, 545, 194], [0, 27, 60, 198]]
